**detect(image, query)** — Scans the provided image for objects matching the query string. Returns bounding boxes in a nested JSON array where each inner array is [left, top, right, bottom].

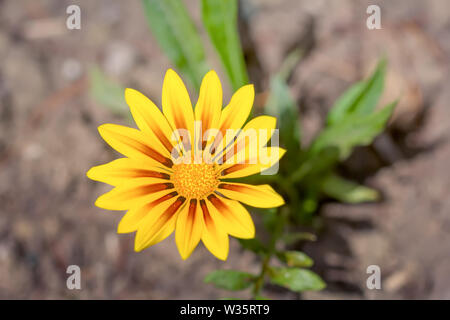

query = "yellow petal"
[[95, 177, 174, 210], [216, 115, 277, 164], [134, 196, 186, 252], [220, 84, 254, 132], [220, 147, 286, 179], [175, 199, 204, 259], [211, 84, 254, 155], [125, 88, 180, 154], [199, 199, 229, 260], [87, 158, 171, 186], [217, 183, 285, 208], [98, 124, 173, 168], [194, 70, 222, 151], [206, 194, 255, 239], [117, 190, 178, 233], [162, 69, 195, 153]]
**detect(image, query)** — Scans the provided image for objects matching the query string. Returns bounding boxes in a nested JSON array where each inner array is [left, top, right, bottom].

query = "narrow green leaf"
[[277, 251, 314, 268], [327, 58, 386, 124], [89, 68, 129, 117], [265, 76, 301, 162], [204, 270, 255, 291], [201, 0, 248, 91], [310, 101, 397, 159], [142, 0, 208, 91], [269, 267, 325, 292], [278, 49, 303, 81], [327, 81, 366, 124], [321, 174, 379, 203]]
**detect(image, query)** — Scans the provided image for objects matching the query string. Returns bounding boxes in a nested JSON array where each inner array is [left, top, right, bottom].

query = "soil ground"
[[0, 0, 449, 299]]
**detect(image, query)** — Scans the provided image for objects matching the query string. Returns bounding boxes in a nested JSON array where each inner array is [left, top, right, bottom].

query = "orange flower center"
[[171, 163, 219, 199]]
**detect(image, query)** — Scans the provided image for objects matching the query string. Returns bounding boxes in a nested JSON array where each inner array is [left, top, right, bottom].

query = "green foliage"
[[238, 238, 266, 255], [269, 267, 325, 292], [261, 208, 279, 233], [310, 101, 396, 160], [238, 238, 267, 255], [291, 146, 339, 183], [327, 59, 386, 124], [321, 174, 379, 203], [141, 0, 208, 90], [281, 232, 317, 245], [204, 270, 255, 291], [201, 0, 248, 91], [89, 68, 130, 118], [265, 50, 302, 175], [277, 251, 314, 268], [265, 77, 302, 166]]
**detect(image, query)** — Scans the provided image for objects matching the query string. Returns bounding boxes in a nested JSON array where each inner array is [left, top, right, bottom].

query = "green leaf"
[[281, 232, 317, 245], [89, 68, 130, 117], [201, 0, 248, 91], [277, 251, 314, 268], [291, 146, 339, 183], [142, 0, 208, 91], [321, 174, 379, 203], [262, 208, 278, 234], [327, 81, 365, 124], [310, 101, 397, 159], [327, 58, 386, 125], [269, 267, 325, 292], [265, 75, 301, 163], [204, 270, 255, 291], [299, 192, 320, 221], [238, 238, 266, 255]]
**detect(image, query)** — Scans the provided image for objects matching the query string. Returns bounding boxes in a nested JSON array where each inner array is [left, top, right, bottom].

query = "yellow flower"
[[87, 69, 286, 260]]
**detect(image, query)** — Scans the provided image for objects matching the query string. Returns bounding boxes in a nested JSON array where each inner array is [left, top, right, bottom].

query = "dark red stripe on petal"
[[218, 183, 245, 192], [207, 194, 228, 212], [200, 199, 213, 228], [141, 182, 174, 195], [187, 199, 198, 226], [127, 169, 170, 179], [151, 196, 186, 236], [222, 138, 241, 164], [185, 199, 198, 239], [153, 127, 176, 154], [171, 112, 192, 152], [169, 196, 186, 216], [144, 148, 173, 168], [149, 191, 178, 208], [140, 144, 173, 167], [219, 183, 268, 199], [220, 164, 248, 176], [189, 199, 197, 217], [114, 133, 173, 168], [138, 191, 178, 215], [117, 183, 173, 200]]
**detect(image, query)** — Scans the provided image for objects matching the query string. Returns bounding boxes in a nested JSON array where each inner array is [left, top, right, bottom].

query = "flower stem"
[[251, 207, 289, 299]]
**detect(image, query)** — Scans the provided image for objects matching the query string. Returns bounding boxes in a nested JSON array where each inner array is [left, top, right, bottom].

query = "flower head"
[[87, 69, 285, 260]]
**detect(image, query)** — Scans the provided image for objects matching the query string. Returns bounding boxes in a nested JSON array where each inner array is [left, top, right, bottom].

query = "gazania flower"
[[87, 69, 285, 260]]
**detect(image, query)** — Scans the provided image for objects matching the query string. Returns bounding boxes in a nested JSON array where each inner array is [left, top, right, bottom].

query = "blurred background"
[[0, 0, 449, 299]]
